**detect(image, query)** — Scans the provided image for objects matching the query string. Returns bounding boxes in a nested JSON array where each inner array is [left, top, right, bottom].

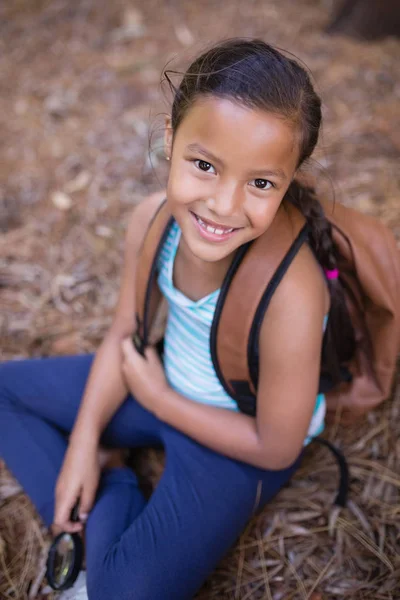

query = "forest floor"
[[0, 1, 399, 599]]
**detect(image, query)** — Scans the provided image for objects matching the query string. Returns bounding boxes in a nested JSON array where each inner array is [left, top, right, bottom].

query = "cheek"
[[167, 167, 199, 207], [246, 196, 283, 231]]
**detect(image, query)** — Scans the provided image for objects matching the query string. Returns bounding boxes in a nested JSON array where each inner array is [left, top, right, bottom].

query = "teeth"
[[195, 214, 233, 235]]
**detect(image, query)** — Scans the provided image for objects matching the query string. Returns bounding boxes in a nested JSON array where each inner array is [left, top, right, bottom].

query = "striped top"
[[157, 220, 326, 445]]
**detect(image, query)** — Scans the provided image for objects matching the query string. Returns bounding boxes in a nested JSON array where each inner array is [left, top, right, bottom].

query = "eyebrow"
[[185, 143, 288, 181]]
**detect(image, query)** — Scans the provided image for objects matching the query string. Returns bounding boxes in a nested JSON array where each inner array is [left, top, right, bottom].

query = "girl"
[[0, 38, 353, 600]]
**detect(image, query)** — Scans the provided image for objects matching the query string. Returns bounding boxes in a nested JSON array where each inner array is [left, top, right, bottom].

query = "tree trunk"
[[327, 0, 400, 40]]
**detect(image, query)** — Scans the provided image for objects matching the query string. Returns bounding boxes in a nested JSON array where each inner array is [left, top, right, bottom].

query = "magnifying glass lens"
[[53, 534, 75, 584], [46, 532, 83, 590]]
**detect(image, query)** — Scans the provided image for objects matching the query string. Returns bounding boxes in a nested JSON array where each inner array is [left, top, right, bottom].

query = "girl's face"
[[165, 96, 300, 266]]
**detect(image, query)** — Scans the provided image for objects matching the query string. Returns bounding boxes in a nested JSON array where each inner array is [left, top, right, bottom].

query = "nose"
[[205, 182, 242, 217]]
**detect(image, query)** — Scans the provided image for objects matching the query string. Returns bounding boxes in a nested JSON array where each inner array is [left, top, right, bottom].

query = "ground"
[[0, 1, 399, 599]]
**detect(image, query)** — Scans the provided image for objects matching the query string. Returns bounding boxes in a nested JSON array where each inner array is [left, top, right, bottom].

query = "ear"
[[164, 115, 173, 160]]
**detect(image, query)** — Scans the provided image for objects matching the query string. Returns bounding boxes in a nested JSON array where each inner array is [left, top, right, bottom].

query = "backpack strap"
[[210, 201, 308, 415], [134, 199, 173, 355], [311, 436, 349, 507]]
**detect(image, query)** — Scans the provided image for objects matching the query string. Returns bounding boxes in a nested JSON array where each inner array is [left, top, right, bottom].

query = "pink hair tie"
[[324, 268, 339, 280]]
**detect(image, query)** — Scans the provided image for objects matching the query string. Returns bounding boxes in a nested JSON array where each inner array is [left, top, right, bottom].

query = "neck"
[[177, 235, 234, 289]]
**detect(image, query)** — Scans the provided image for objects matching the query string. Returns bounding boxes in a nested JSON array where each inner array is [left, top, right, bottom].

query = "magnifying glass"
[[46, 501, 84, 591]]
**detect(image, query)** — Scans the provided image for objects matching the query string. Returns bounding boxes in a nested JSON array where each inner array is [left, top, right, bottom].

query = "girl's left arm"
[[121, 246, 327, 471]]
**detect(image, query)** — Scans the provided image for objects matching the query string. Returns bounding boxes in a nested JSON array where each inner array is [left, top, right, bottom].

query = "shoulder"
[[110, 191, 166, 336], [125, 190, 166, 251], [271, 241, 329, 323], [259, 241, 328, 359]]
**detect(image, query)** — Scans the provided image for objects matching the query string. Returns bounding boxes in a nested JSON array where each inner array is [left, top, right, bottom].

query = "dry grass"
[[0, 0, 399, 598]]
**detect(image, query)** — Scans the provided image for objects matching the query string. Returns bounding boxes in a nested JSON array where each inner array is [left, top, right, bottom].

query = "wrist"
[[156, 386, 175, 421], [70, 419, 101, 447]]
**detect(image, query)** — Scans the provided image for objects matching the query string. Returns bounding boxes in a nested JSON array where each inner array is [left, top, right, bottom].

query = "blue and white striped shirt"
[[157, 220, 326, 444]]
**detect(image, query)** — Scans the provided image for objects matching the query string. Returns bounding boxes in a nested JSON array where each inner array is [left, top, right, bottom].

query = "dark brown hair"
[[163, 38, 355, 382]]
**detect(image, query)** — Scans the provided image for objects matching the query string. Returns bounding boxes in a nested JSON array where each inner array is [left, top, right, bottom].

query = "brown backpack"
[[133, 192, 400, 425]]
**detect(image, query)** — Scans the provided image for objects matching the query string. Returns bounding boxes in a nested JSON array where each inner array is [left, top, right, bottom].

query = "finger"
[[54, 493, 74, 526], [51, 521, 83, 536], [144, 346, 155, 359], [54, 490, 82, 532], [144, 346, 161, 366], [121, 337, 135, 357], [144, 350, 155, 367], [53, 512, 83, 533], [59, 521, 83, 534], [79, 481, 98, 521]]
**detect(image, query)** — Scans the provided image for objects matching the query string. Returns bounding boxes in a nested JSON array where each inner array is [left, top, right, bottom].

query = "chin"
[[187, 240, 227, 263], [189, 233, 248, 266]]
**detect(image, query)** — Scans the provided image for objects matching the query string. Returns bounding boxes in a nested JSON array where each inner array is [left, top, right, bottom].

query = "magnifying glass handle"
[[71, 499, 80, 523]]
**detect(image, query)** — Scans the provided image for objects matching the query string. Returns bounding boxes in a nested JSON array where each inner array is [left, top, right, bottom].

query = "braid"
[[286, 180, 356, 383], [287, 180, 337, 269]]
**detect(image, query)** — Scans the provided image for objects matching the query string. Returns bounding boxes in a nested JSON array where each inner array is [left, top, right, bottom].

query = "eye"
[[250, 179, 273, 190], [194, 159, 216, 174]]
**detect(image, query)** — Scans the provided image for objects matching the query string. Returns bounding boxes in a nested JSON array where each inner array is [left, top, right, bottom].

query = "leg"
[[85, 426, 301, 600], [0, 354, 161, 527], [0, 355, 95, 525]]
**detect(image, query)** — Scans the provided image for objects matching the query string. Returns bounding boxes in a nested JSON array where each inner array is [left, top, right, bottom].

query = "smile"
[[190, 211, 241, 242]]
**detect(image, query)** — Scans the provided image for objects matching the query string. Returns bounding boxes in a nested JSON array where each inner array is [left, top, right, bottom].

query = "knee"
[[86, 552, 163, 600]]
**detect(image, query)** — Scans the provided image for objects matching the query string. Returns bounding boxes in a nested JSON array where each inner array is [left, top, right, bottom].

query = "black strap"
[[311, 436, 349, 507], [248, 224, 310, 390]]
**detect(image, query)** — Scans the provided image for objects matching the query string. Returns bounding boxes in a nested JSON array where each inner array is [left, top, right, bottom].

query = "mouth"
[[190, 211, 242, 242]]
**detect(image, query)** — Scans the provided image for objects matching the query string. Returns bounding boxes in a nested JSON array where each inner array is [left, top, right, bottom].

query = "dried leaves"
[[0, 0, 399, 598]]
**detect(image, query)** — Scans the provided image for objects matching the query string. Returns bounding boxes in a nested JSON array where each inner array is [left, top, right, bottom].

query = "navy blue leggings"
[[0, 354, 302, 600]]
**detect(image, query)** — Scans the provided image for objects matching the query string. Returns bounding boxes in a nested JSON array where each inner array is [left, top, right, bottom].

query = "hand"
[[121, 337, 170, 416], [53, 433, 100, 535]]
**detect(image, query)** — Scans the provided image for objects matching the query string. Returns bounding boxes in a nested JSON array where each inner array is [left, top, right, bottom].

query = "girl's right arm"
[[53, 191, 165, 533]]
